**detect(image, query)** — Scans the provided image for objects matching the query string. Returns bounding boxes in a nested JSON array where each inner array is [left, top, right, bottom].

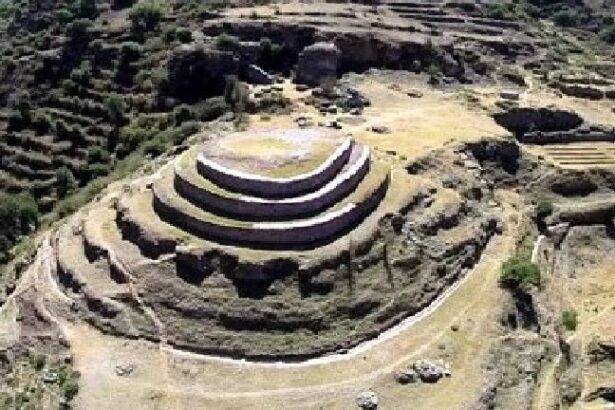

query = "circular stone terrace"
[[118, 127, 391, 250]]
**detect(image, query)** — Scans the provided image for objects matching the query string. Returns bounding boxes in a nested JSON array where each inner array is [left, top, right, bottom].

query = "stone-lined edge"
[[175, 145, 371, 219], [151, 171, 390, 248], [196, 137, 354, 198]]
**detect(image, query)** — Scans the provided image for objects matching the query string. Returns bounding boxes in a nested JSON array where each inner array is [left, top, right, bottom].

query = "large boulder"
[[168, 44, 239, 101], [294, 42, 341, 87]]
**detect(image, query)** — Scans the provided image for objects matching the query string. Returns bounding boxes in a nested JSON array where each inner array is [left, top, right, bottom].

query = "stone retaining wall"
[[175, 146, 371, 219], [521, 128, 615, 144], [152, 173, 389, 248], [196, 138, 354, 198]]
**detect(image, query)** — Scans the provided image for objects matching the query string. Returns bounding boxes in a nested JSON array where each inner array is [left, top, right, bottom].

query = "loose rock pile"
[[395, 359, 452, 385]]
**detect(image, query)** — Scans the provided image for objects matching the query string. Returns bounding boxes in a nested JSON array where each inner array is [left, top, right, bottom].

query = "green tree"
[[500, 256, 541, 290]]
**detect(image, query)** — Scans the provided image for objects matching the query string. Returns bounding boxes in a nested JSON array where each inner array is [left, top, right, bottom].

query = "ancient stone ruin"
[[52, 128, 502, 359], [122, 128, 389, 249]]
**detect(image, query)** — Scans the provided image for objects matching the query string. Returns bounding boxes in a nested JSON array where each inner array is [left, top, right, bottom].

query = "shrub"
[[500, 256, 541, 289], [87, 146, 109, 163], [172, 104, 195, 125], [215, 33, 240, 51], [30, 353, 46, 371], [142, 138, 168, 156], [194, 96, 227, 121], [552, 8, 579, 27], [69, 63, 91, 85], [118, 124, 148, 151], [56, 9, 75, 24], [67, 18, 92, 42], [112, 0, 136, 10], [56, 167, 78, 198], [600, 24, 615, 44], [535, 200, 554, 219], [119, 41, 142, 63], [561, 309, 578, 331], [105, 93, 126, 125], [129, 2, 163, 32], [76, 0, 98, 19], [31, 110, 52, 135], [169, 121, 201, 144], [176, 28, 193, 44], [0, 192, 38, 263], [224, 75, 249, 113], [163, 26, 177, 42]]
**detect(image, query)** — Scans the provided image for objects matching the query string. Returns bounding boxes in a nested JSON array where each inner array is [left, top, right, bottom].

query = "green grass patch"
[[561, 309, 578, 331]]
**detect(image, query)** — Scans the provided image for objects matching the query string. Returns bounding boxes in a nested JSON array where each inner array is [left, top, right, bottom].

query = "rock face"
[[492, 107, 583, 136], [168, 45, 239, 101], [295, 42, 341, 86]]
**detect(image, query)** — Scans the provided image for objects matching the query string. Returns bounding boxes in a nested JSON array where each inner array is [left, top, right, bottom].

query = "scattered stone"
[[413, 359, 451, 383], [42, 369, 59, 383], [326, 120, 342, 129], [295, 83, 310, 92], [356, 389, 379, 409], [115, 363, 135, 377], [394, 367, 418, 384], [370, 125, 391, 134], [500, 90, 520, 101], [406, 89, 423, 98]]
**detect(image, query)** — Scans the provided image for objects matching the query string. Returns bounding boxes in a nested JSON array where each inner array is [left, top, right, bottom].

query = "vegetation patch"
[[500, 255, 541, 290], [561, 309, 578, 331]]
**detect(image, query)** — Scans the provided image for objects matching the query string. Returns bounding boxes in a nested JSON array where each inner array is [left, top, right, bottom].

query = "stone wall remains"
[[196, 138, 353, 198], [151, 173, 389, 248], [520, 128, 615, 144], [175, 146, 371, 219]]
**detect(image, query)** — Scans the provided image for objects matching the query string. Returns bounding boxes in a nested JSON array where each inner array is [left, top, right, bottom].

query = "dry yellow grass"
[[251, 75, 506, 163]]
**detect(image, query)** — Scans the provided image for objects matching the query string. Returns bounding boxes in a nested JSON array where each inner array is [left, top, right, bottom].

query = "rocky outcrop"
[[492, 107, 584, 136], [294, 42, 341, 86], [168, 45, 239, 101], [547, 199, 615, 226], [557, 83, 605, 100]]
